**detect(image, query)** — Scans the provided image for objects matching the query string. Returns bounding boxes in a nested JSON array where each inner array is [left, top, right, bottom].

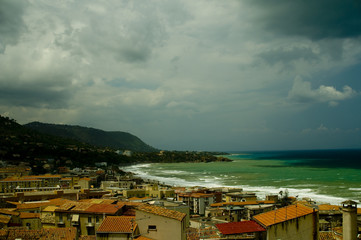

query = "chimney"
[[342, 200, 357, 240]]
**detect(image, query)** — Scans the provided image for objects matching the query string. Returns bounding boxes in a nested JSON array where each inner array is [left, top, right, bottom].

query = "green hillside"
[[24, 122, 157, 152]]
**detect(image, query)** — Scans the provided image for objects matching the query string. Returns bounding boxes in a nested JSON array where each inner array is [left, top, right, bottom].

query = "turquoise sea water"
[[123, 150, 361, 205]]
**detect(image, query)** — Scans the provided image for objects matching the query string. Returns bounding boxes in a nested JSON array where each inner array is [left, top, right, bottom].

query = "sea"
[[122, 149, 361, 205]]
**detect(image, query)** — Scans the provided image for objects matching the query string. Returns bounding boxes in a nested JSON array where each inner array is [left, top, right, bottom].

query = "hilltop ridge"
[[24, 121, 157, 152]]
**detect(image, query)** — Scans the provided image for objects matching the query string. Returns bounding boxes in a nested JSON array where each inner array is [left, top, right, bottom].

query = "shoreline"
[[121, 163, 353, 206]]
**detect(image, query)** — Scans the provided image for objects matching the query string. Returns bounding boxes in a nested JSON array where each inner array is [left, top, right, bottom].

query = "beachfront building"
[[317, 204, 342, 231], [253, 204, 319, 240], [177, 191, 221, 215], [135, 204, 187, 240], [216, 220, 266, 239], [123, 184, 175, 199], [225, 191, 257, 202], [207, 200, 275, 222], [101, 180, 136, 191]]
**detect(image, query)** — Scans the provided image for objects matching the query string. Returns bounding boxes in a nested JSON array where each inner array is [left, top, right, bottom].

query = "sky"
[[1, 0, 361, 151]]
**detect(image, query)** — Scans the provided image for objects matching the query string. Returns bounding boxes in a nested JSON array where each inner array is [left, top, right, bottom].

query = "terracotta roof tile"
[[3, 227, 76, 240], [216, 220, 265, 235], [136, 204, 186, 221], [20, 212, 40, 219], [0, 215, 11, 224], [318, 204, 341, 211], [78, 199, 116, 204], [16, 202, 53, 210], [0, 208, 19, 216], [84, 204, 122, 214], [97, 216, 136, 233], [253, 204, 316, 228]]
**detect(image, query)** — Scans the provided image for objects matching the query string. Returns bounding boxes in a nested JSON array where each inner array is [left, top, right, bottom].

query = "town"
[[0, 161, 359, 240]]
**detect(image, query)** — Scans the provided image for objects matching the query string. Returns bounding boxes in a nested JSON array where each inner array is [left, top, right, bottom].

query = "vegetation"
[[25, 122, 157, 152], [0, 115, 230, 174]]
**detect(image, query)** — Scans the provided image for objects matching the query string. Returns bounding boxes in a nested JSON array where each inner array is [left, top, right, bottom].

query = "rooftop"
[[211, 200, 275, 207], [97, 216, 136, 233], [216, 220, 266, 235], [136, 204, 186, 221], [253, 204, 316, 228]]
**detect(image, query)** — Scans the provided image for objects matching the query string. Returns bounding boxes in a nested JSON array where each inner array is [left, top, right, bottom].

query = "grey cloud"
[[288, 76, 357, 106], [246, 0, 361, 40], [0, 0, 27, 52], [0, 84, 72, 108], [258, 46, 319, 67], [53, 1, 168, 63]]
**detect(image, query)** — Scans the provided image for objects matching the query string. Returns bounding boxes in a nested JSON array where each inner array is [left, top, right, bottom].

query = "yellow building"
[[0, 174, 62, 193], [136, 204, 187, 240], [19, 212, 41, 230], [40, 205, 58, 228], [123, 184, 175, 199], [253, 204, 319, 240], [54, 201, 124, 236]]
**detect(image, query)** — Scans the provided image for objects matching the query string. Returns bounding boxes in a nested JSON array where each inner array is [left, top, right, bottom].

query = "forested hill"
[[24, 122, 157, 152]]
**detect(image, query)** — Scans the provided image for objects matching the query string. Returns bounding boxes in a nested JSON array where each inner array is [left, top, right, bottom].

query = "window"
[[96, 216, 99, 223], [148, 225, 157, 231], [88, 217, 92, 223]]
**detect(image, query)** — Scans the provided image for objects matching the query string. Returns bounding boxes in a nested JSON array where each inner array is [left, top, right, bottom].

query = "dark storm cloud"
[[0, 0, 27, 52], [247, 0, 361, 40], [0, 85, 71, 108]]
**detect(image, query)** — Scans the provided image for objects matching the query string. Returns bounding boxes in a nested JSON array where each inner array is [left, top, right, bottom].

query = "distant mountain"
[[24, 122, 157, 152]]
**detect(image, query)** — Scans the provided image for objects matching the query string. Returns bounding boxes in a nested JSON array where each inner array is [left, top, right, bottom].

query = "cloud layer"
[[1, 0, 361, 150]]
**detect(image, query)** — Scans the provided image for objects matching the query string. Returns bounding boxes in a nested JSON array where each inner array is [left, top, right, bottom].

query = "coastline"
[[121, 160, 357, 206]]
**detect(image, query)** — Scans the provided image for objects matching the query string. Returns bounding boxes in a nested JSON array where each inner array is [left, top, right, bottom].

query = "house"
[[216, 220, 266, 239], [79, 178, 92, 189], [136, 204, 187, 240], [317, 204, 342, 231], [40, 205, 58, 228], [123, 184, 175, 199], [96, 216, 139, 240], [225, 192, 257, 202], [0, 174, 62, 193], [19, 212, 41, 230], [207, 200, 275, 222], [253, 203, 319, 240], [177, 191, 221, 215], [54, 201, 124, 236]]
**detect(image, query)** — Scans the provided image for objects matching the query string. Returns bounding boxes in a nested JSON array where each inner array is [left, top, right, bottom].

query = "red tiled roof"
[[2, 227, 76, 240], [216, 220, 265, 235], [136, 204, 186, 221], [318, 204, 341, 211], [84, 204, 122, 214], [97, 216, 136, 233], [253, 204, 316, 227]]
